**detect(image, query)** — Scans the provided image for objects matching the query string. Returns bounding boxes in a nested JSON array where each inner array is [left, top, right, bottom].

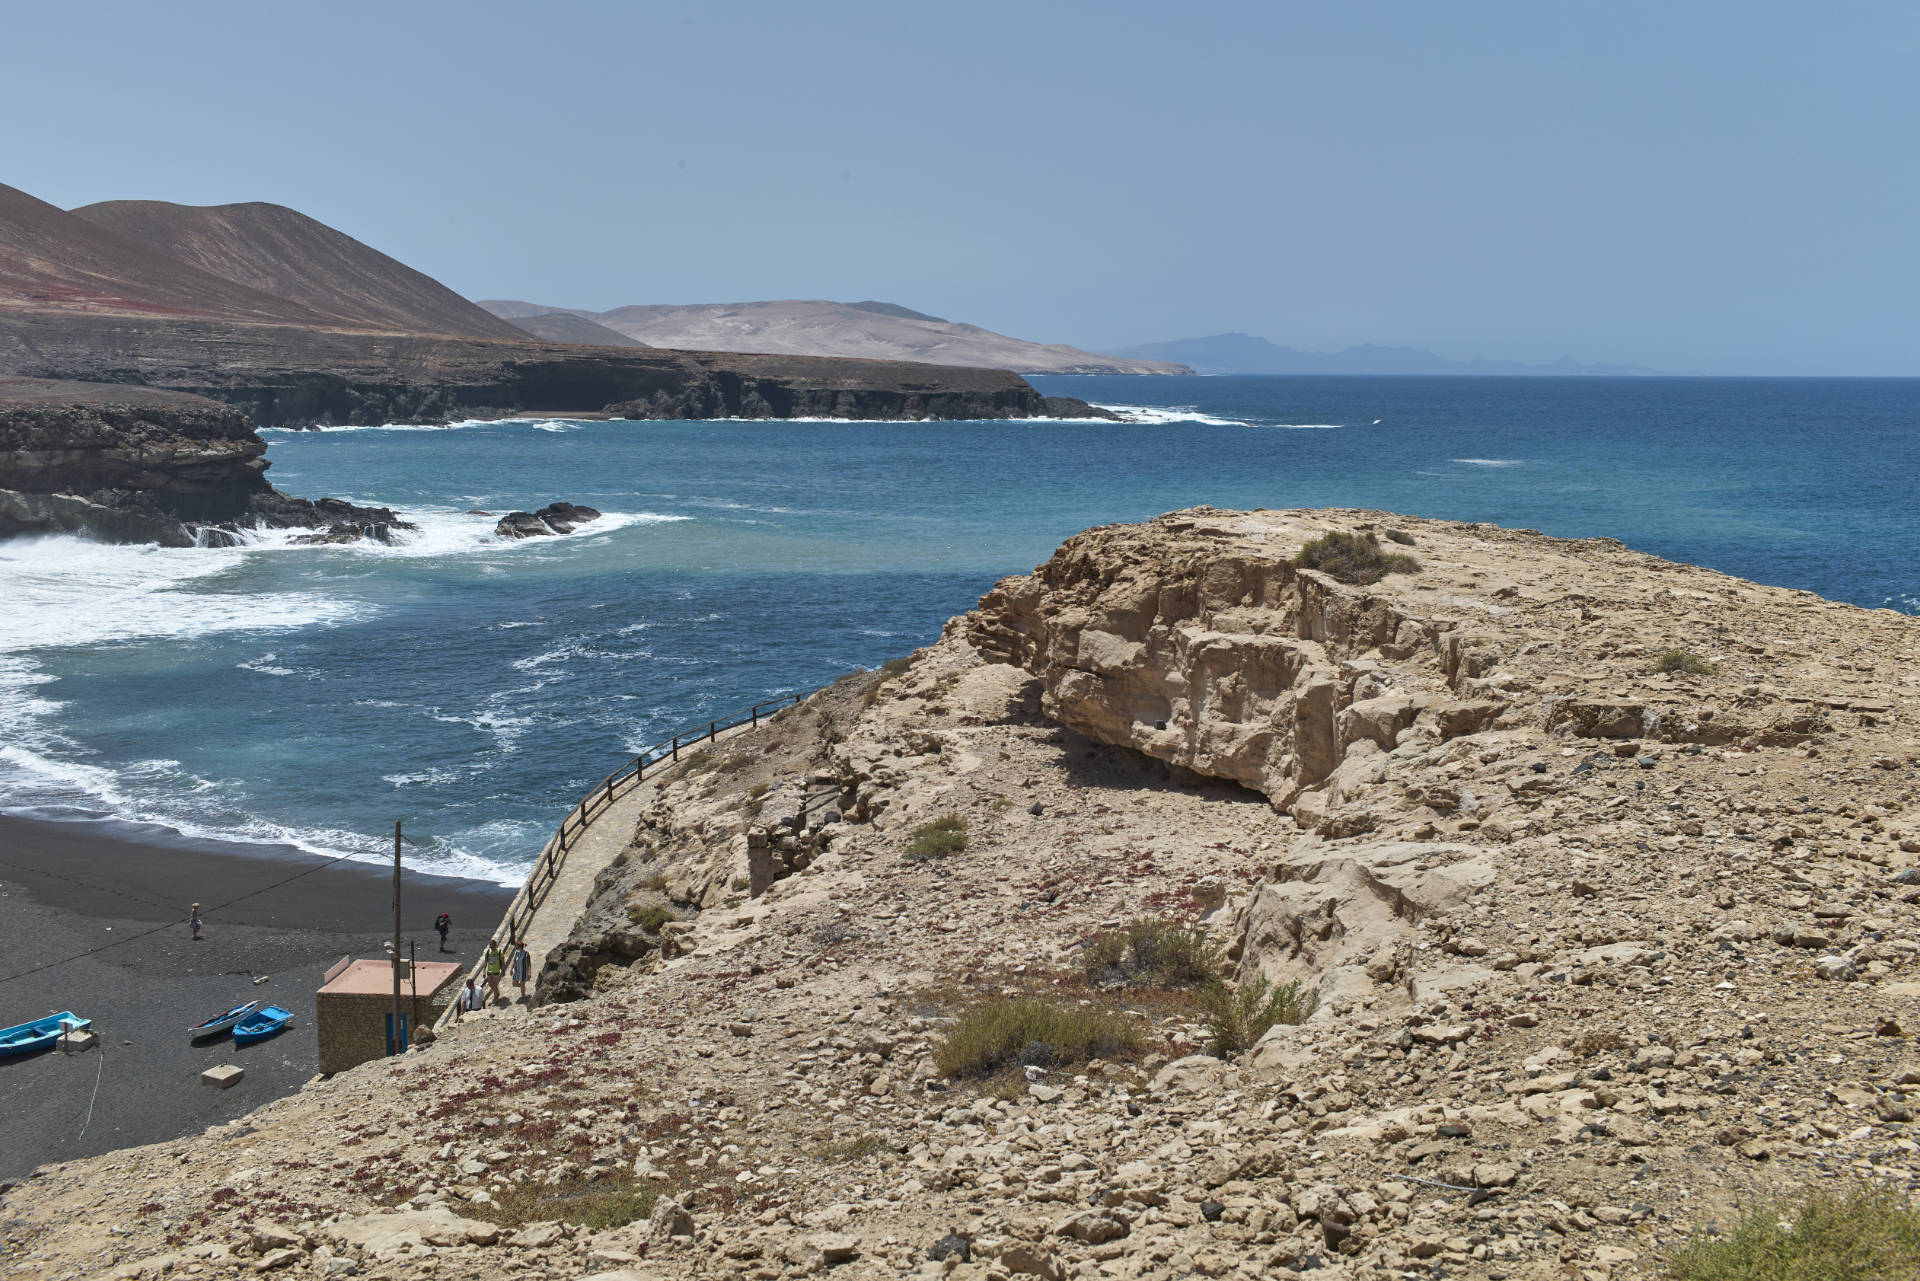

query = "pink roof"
[[318, 958, 463, 997]]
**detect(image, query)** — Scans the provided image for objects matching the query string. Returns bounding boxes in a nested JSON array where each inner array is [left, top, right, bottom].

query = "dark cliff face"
[[0, 312, 1106, 427], [0, 378, 402, 545]]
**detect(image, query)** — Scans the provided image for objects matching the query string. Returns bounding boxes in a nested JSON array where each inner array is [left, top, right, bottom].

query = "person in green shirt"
[[484, 942, 504, 1003]]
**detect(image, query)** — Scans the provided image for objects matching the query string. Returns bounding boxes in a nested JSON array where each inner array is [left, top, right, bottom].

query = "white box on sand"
[[202, 1065, 244, 1089]]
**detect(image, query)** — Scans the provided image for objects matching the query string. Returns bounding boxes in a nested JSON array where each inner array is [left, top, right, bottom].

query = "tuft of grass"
[[473, 1171, 664, 1231], [643, 870, 669, 892], [626, 902, 675, 932], [748, 782, 770, 799], [1199, 975, 1317, 1057], [1654, 649, 1718, 675], [1292, 530, 1419, 585], [1668, 1183, 1920, 1281], [933, 996, 1143, 1078], [1083, 919, 1220, 990], [1384, 528, 1417, 546], [880, 656, 913, 678], [905, 814, 969, 862], [812, 1133, 889, 1162]]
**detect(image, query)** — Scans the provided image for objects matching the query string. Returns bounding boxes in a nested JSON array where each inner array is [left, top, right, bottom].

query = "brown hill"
[[71, 199, 528, 340], [496, 310, 647, 347], [0, 181, 334, 324], [481, 297, 1192, 375]]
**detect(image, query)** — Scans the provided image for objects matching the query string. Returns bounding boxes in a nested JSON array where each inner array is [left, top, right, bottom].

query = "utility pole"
[[392, 820, 404, 1055]]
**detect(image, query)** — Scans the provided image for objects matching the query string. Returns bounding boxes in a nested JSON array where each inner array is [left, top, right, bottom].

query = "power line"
[[0, 845, 374, 988]]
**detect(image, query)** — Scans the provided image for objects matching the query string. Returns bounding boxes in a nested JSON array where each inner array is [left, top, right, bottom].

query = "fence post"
[[709, 720, 716, 741], [672, 734, 679, 761], [605, 776, 614, 806]]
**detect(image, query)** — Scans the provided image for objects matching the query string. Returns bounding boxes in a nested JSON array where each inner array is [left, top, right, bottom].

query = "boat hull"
[[0, 1012, 90, 1057], [189, 1001, 260, 1038], [232, 1005, 292, 1046]]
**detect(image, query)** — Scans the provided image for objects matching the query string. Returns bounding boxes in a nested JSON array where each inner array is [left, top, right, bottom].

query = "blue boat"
[[189, 1000, 259, 1039], [0, 1012, 90, 1057], [232, 1005, 292, 1045]]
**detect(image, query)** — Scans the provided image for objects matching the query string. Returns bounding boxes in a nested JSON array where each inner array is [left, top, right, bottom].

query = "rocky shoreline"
[[0, 377, 406, 545], [0, 314, 1112, 429], [5, 509, 1917, 1281]]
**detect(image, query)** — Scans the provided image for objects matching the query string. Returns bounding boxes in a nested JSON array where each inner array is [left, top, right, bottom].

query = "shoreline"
[[0, 814, 513, 1182]]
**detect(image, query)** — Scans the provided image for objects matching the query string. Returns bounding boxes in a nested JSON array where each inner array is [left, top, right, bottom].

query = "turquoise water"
[[1, 375, 1913, 882]]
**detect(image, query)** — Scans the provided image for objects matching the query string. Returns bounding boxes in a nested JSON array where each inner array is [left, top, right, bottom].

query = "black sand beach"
[[0, 816, 512, 1182]]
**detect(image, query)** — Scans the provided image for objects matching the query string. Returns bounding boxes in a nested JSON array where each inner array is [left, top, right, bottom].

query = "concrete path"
[[460, 717, 767, 1021]]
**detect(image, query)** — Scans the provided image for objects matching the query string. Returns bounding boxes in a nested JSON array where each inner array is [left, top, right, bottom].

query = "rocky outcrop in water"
[[0, 377, 406, 545], [493, 502, 601, 539]]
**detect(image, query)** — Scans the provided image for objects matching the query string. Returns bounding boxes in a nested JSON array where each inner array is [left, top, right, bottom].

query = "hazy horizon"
[[5, 1, 1916, 375]]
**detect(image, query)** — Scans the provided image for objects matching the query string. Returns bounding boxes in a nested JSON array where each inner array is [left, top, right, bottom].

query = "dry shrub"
[[1083, 919, 1220, 989], [1654, 649, 1718, 675], [1669, 1182, 1920, 1280], [905, 814, 969, 861], [1200, 976, 1317, 1057], [934, 996, 1143, 1078], [1293, 530, 1420, 585]]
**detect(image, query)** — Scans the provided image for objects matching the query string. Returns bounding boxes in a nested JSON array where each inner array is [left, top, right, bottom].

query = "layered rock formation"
[[0, 377, 405, 545]]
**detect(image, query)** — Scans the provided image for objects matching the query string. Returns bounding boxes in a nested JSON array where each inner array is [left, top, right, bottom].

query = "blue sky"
[[5, 1, 1916, 373]]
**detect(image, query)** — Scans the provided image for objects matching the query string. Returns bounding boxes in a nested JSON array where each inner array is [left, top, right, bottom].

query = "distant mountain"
[[478, 298, 1189, 375], [1113, 333, 1657, 376], [0, 180, 1100, 427], [0, 181, 341, 325], [70, 199, 528, 341], [495, 310, 648, 347]]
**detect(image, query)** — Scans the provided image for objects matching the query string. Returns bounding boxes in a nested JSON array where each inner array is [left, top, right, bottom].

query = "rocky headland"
[[5, 509, 1917, 1281], [0, 182, 1112, 426], [0, 377, 405, 545]]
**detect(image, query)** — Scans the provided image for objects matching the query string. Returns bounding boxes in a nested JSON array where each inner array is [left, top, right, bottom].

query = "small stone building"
[[315, 957, 462, 1075]]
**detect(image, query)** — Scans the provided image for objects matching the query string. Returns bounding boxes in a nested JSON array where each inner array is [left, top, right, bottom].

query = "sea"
[[1, 375, 1914, 885]]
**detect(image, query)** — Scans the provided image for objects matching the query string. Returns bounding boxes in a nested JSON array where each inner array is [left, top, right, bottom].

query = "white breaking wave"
[[1092, 403, 1259, 428], [0, 535, 366, 655], [221, 507, 689, 560], [1451, 458, 1527, 467]]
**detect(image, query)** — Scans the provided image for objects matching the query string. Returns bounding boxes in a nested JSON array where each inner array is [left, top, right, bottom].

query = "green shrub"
[[1384, 529, 1417, 546], [880, 656, 913, 678], [626, 902, 675, 932], [1200, 975, 1316, 1057], [905, 814, 969, 861], [1083, 919, 1220, 989], [1654, 649, 1718, 675], [1292, 531, 1419, 585], [933, 997, 1143, 1078], [1669, 1183, 1920, 1280]]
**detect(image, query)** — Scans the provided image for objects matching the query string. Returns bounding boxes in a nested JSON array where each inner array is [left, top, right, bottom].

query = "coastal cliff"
[[0, 377, 403, 545], [0, 312, 1104, 427], [6, 511, 1917, 1281]]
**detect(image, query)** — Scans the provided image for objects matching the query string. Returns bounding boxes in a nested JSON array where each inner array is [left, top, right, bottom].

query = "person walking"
[[434, 912, 451, 953], [484, 942, 504, 1003], [188, 903, 203, 941], [509, 939, 532, 1002], [458, 977, 484, 1020]]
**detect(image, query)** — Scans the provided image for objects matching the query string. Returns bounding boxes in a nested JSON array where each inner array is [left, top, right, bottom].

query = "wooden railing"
[[433, 690, 808, 1032]]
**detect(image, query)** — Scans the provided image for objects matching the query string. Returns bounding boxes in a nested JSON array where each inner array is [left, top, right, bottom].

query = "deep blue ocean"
[[2, 376, 1914, 883]]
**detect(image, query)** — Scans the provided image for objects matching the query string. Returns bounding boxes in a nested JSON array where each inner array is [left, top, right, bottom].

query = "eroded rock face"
[[970, 507, 1842, 831], [0, 377, 406, 545]]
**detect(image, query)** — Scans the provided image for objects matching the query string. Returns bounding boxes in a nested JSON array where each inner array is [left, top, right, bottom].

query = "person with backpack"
[[434, 912, 451, 952]]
